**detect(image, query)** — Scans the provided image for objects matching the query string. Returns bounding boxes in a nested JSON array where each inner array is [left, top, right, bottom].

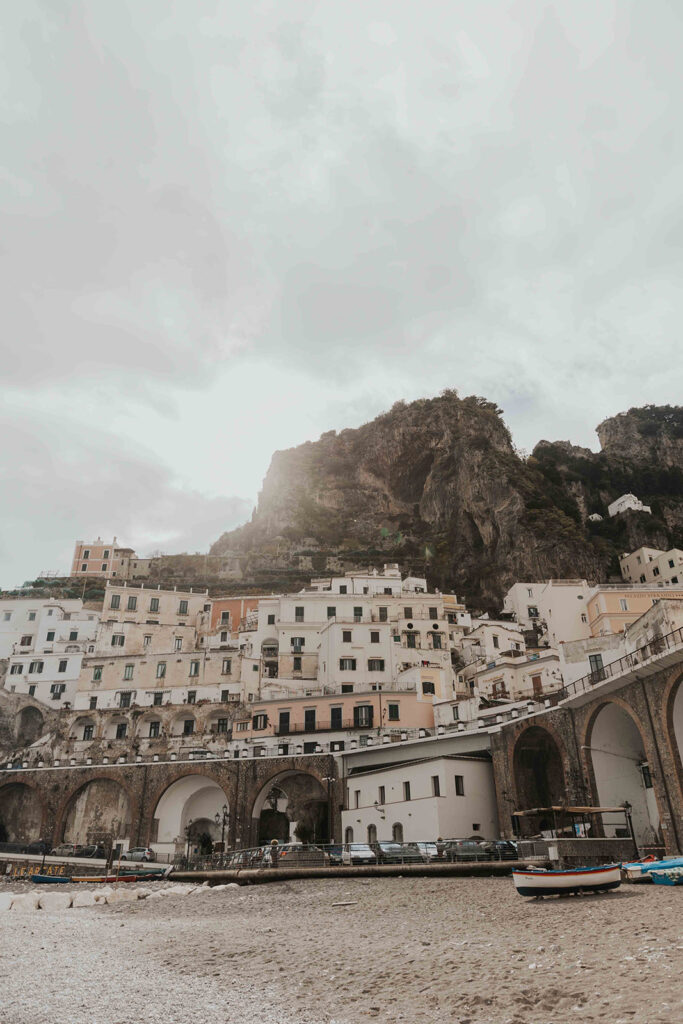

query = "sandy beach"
[[0, 876, 680, 1024]]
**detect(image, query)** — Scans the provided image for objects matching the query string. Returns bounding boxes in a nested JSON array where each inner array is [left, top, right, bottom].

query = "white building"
[[0, 597, 90, 659], [502, 579, 594, 646], [607, 493, 651, 518], [619, 546, 683, 586], [341, 753, 499, 844]]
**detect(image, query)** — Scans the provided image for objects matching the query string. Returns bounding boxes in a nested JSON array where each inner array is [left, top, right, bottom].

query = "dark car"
[[444, 840, 490, 862], [76, 844, 107, 859], [372, 842, 424, 864], [479, 840, 518, 861], [24, 840, 50, 855]]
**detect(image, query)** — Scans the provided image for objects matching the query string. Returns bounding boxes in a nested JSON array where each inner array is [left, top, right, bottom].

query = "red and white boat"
[[513, 863, 622, 897]]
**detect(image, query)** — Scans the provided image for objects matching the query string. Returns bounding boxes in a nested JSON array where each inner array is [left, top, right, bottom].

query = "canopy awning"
[[513, 806, 627, 817]]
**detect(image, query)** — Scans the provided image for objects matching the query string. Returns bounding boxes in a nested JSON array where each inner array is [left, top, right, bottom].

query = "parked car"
[[76, 844, 107, 859], [49, 843, 80, 858], [24, 840, 49, 855], [443, 840, 490, 862], [119, 847, 156, 862], [372, 842, 424, 864], [416, 842, 439, 862], [478, 839, 518, 861], [344, 843, 377, 865]]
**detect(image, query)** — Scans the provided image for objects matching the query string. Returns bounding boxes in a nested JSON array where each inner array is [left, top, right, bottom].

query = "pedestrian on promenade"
[[270, 838, 279, 869]]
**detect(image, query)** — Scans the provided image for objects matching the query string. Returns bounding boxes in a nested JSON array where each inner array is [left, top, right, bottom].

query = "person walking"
[[269, 838, 279, 869]]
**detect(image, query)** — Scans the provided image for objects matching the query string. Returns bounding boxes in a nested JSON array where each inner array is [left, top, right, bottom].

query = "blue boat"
[[650, 866, 683, 886]]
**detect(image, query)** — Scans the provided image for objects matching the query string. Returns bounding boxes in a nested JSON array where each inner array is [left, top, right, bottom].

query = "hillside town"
[[2, 526, 682, 864]]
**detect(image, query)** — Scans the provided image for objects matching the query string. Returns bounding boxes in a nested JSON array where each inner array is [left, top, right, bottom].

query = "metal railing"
[[550, 624, 683, 705]]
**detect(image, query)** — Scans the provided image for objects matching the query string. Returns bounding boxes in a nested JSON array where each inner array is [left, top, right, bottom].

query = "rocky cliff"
[[210, 394, 683, 610]]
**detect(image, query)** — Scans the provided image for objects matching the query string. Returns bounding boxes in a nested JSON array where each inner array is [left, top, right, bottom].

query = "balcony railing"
[[273, 718, 376, 736]]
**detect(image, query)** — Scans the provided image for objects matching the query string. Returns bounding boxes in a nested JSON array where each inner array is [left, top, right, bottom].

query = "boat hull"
[[513, 863, 621, 897]]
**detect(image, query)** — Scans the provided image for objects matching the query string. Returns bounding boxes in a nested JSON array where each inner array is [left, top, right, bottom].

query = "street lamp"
[[184, 818, 194, 862], [321, 776, 335, 844], [214, 804, 229, 851]]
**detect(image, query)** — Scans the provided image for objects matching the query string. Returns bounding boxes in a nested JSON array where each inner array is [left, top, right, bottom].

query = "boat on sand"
[[513, 863, 621, 898]]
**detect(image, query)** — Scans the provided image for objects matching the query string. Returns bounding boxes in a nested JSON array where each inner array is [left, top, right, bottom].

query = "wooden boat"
[[71, 873, 143, 884], [513, 863, 622, 897], [32, 874, 72, 884]]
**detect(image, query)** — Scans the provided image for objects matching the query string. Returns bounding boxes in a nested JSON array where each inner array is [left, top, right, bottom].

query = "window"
[[110, 595, 121, 609], [672, 577, 679, 584], [26, 685, 34, 696], [429, 607, 438, 619], [528, 605, 539, 619], [153, 692, 163, 706], [111, 634, 124, 647], [20, 635, 32, 646], [156, 662, 166, 679], [406, 632, 417, 649], [10, 664, 23, 675], [368, 659, 385, 671], [589, 653, 605, 680], [143, 634, 151, 647], [532, 675, 543, 698], [149, 598, 160, 613], [452, 705, 459, 721], [378, 786, 385, 804], [327, 606, 336, 619], [339, 658, 356, 671], [174, 637, 182, 651], [183, 719, 194, 736], [92, 666, 102, 681], [342, 630, 352, 643], [221, 611, 230, 624], [431, 632, 442, 649], [341, 684, 354, 693], [291, 636, 305, 651], [89, 696, 98, 710], [354, 790, 360, 809], [187, 690, 196, 705], [82, 549, 90, 559], [279, 711, 291, 733], [354, 606, 362, 622], [454, 775, 465, 796], [222, 658, 232, 675], [492, 634, 499, 649], [581, 613, 587, 623], [339, 585, 347, 594], [83, 725, 94, 741], [3, 612, 11, 621], [178, 600, 189, 615], [123, 664, 134, 681], [127, 596, 137, 611], [220, 631, 228, 642], [216, 718, 228, 734], [367, 823, 377, 844], [345, 826, 354, 843], [235, 721, 249, 732], [116, 723, 127, 739], [422, 680, 435, 695], [148, 721, 160, 738], [619, 598, 629, 611], [370, 630, 380, 644], [392, 822, 403, 842], [119, 691, 132, 708], [527, 587, 533, 597], [404, 607, 412, 619], [29, 661, 43, 674], [378, 606, 388, 622], [304, 709, 316, 731], [252, 713, 267, 730], [50, 683, 65, 699], [46, 630, 55, 642], [403, 781, 411, 801], [669, 559, 675, 568], [431, 775, 441, 797], [28, 611, 36, 621], [330, 706, 342, 729], [58, 659, 68, 673], [354, 705, 373, 728], [388, 703, 399, 721], [653, 567, 660, 577], [295, 606, 304, 622], [81, 564, 87, 572], [189, 660, 200, 677], [640, 763, 653, 789], [267, 614, 275, 625], [293, 656, 302, 671], [103, 549, 110, 558]]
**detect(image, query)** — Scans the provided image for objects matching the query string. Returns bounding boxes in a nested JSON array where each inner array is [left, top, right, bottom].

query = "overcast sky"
[[2, 1, 682, 586]]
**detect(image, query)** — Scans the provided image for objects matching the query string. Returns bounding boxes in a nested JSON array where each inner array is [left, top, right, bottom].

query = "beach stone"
[[72, 891, 97, 908], [0, 893, 14, 911], [105, 887, 139, 903], [39, 892, 73, 912], [94, 888, 113, 902], [136, 888, 152, 900], [11, 893, 40, 912]]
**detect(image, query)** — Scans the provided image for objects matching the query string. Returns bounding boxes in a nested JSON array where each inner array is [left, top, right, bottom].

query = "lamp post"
[[214, 804, 229, 852], [322, 775, 335, 844], [184, 818, 194, 863], [623, 800, 638, 859]]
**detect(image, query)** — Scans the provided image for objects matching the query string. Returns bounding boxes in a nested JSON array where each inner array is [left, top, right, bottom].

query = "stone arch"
[[664, 671, 683, 795], [151, 773, 230, 857], [367, 823, 377, 844], [135, 711, 166, 741], [58, 776, 133, 846], [0, 781, 46, 843], [70, 716, 97, 742], [585, 701, 661, 848], [250, 769, 329, 846], [392, 822, 404, 843], [512, 724, 568, 821], [171, 711, 197, 738], [344, 825, 354, 843], [15, 706, 45, 747]]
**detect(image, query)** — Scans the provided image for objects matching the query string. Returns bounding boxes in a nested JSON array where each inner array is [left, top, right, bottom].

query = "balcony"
[[274, 718, 375, 736]]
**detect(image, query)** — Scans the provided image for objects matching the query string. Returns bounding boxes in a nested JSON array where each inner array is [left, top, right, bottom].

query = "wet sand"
[[0, 876, 680, 1024]]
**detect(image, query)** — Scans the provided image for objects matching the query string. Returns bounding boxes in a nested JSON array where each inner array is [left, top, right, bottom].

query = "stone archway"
[[667, 676, 683, 788], [587, 702, 661, 848], [152, 775, 229, 857], [15, 706, 45, 747], [0, 783, 45, 843], [61, 778, 132, 846], [250, 770, 329, 846], [512, 725, 567, 823]]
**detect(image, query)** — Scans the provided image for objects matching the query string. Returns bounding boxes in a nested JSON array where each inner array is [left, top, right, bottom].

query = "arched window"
[[367, 823, 377, 844], [344, 826, 354, 844], [392, 822, 403, 843]]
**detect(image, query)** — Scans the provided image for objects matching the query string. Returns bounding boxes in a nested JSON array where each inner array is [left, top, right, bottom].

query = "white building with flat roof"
[[607, 493, 651, 518], [619, 546, 683, 586]]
